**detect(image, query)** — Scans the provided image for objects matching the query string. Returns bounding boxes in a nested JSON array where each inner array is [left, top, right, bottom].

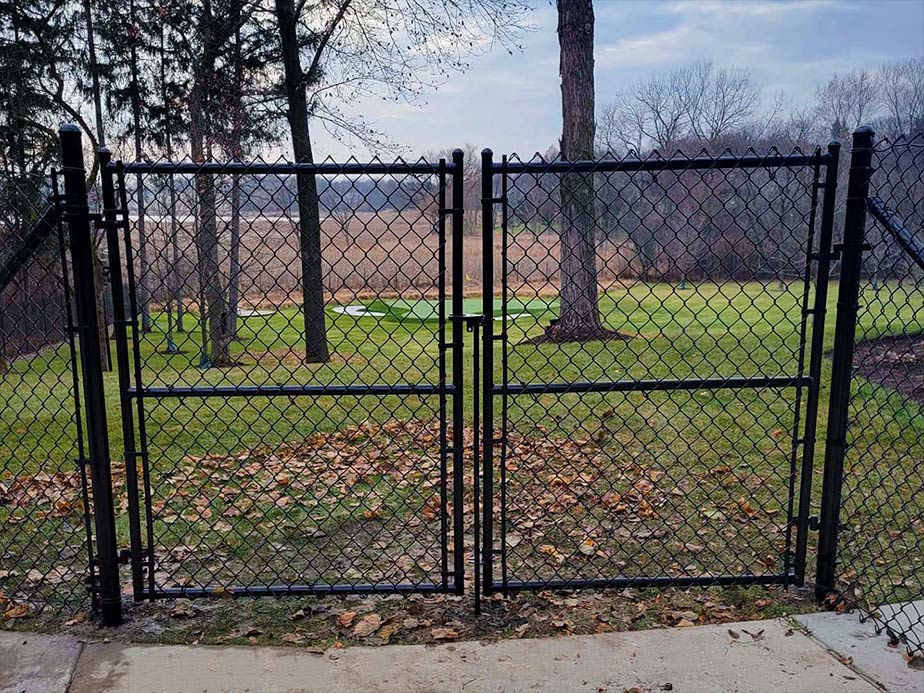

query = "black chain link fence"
[[0, 170, 96, 618], [2, 127, 923, 645], [834, 132, 924, 653]]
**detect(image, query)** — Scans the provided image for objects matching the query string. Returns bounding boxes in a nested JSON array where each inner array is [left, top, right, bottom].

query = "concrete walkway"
[[2, 614, 919, 693]]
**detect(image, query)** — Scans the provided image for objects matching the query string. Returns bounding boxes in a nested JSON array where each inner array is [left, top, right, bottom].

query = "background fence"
[[0, 168, 96, 618]]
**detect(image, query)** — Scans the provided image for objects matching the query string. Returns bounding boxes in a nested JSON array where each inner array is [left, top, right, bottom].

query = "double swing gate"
[[42, 123, 917, 646]]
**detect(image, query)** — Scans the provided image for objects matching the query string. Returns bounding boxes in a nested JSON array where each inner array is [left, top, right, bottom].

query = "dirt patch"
[[851, 333, 924, 403]]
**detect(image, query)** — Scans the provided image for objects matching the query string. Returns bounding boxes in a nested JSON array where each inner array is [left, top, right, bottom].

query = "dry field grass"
[[132, 210, 636, 309]]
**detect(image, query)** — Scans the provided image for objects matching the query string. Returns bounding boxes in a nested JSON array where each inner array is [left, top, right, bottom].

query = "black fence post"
[[59, 125, 123, 625], [481, 148, 495, 596], [815, 127, 875, 601]]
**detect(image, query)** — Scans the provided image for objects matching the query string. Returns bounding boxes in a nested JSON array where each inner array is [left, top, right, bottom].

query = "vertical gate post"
[[815, 127, 875, 601], [481, 148, 495, 596], [59, 125, 123, 625], [794, 140, 840, 584], [100, 149, 146, 600], [450, 148, 466, 594]]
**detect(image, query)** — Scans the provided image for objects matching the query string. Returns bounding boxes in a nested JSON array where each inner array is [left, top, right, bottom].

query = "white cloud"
[[313, 0, 924, 158]]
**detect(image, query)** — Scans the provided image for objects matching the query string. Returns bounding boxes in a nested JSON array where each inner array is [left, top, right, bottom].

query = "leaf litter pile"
[[3, 418, 815, 641]]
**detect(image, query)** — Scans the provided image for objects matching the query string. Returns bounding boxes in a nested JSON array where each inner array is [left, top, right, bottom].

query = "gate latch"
[[451, 314, 486, 332]]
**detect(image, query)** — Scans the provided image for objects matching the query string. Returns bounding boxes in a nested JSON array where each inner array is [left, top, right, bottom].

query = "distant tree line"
[[507, 58, 924, 285], [0, 0, 529, 365]]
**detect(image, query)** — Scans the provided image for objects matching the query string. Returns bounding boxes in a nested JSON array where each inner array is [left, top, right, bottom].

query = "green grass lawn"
[[1, 279, 922, 615]]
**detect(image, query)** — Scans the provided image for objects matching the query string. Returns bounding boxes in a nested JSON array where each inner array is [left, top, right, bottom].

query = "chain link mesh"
[[112, 156, 462, 596], [485, 147, 834, 591], [836, 132, 924, 654], [0, 170, 95, 617]]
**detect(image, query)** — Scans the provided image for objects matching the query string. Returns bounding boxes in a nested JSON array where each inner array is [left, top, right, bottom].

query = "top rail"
[[867, 195, 924, 272], [497, 151, 831, 175], [113, 160, 455, 175], [0, 204, 60, 295]]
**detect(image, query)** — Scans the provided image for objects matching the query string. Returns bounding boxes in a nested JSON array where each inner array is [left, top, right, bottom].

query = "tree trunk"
[[227, 22, 243, 340], [551, 0, 609, 341], [228, 173, 242, 338], [274, 0, 329, 362], [189, 4, 230, 367], [168, 173, 183, 336], [129, 0, 151, 333], [92, 242, 111, 371]]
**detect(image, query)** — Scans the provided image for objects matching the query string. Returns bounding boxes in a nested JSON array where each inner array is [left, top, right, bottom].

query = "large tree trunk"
[[274, 0, 329, 362], [189, 4, 231, 367], [550, 0, 610, 341], [129, 0, 151, 334]]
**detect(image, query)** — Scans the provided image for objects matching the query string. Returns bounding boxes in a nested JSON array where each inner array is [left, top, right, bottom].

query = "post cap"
[[59, 123, 81, 133]]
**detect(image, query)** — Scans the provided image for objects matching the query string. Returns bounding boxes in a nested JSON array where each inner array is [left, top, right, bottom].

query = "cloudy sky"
[[314, 0, 924, 158]]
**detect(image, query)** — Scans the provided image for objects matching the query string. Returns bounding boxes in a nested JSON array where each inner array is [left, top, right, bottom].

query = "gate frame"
[[52, 121, 893, 621], [480, 145, 841, 599], [103, 152, 469, 601]]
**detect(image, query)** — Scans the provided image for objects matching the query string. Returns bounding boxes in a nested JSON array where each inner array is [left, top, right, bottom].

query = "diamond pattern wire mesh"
[[485, 147, 834, 590], [111, 156, 462, 596], [0, 171, 95, 616], [836, 132, 924, 654]]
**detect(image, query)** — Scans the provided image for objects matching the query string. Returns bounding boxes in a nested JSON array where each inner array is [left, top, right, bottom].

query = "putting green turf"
[[359, 296, 558, 323]]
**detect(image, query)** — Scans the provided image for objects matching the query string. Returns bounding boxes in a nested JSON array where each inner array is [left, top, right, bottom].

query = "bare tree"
[[597, 101, 644, 155], [549, 0, 615, 341], [815, 69, 880, 139], [877, 58, 924, 138], [683, 61, 761, 142], [272, 0, 528, 361], [326, 188, 362, 236]]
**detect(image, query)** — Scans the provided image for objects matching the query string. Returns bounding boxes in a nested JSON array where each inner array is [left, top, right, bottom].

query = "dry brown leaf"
[[3, 603, 29, 620], [431, 627, 459, 641], [352, 613, 382, 638]]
